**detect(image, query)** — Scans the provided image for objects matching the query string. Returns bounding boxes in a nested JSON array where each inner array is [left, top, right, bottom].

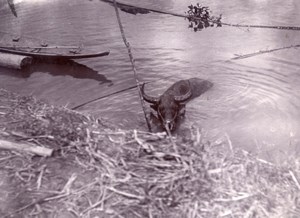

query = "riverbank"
[[0, 88, 299, 218]]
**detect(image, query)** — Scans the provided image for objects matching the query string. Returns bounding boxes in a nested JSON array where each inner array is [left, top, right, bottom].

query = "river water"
[[0, 0, 299, 163]]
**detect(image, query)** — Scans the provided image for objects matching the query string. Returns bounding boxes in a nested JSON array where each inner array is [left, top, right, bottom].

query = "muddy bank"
[[0, 89, 299, 218]]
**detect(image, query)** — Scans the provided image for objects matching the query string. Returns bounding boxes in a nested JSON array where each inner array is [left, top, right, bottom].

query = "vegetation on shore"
[[0, 88, 299, 218]]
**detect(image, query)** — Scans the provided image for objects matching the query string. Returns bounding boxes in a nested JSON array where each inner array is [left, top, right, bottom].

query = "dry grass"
[[0, 88, 300, 218]]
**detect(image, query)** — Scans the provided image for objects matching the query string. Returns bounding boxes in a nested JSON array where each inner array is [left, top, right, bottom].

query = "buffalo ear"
[[150, 104, 158, 111]]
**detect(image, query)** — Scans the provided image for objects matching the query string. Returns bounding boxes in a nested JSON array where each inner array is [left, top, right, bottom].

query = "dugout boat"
[[0, 46, 110, 60], [0, 45, 110, 69]]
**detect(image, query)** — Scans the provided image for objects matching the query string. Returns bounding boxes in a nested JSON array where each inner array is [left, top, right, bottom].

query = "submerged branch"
[[232, 44, 300, 60]]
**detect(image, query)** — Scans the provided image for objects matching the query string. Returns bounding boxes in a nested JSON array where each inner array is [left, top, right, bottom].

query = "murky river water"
[[0, 0, 299, 162]]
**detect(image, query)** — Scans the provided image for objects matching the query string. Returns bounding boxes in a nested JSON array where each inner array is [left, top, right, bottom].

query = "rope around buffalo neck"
[[112, 0, 152, 132]]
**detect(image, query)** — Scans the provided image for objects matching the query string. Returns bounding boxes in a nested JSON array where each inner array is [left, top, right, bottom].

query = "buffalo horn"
[[141, 83, 159, 104], [174, 81, 192, 102]]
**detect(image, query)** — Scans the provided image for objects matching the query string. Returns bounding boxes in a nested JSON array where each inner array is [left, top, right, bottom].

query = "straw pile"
[[0, 88, 299, 218]]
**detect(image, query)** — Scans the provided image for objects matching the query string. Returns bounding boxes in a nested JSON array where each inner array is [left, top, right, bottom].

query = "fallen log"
[[0, 52, 32, 69], [0, 139, 53, 157]]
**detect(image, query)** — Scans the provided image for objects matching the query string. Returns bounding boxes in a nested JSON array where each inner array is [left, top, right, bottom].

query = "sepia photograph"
[[0, 0, 299, 217]]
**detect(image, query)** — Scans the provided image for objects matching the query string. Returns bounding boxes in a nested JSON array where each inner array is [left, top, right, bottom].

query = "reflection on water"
[[0, 0, 300, 162], [22, 60, 113, 84]]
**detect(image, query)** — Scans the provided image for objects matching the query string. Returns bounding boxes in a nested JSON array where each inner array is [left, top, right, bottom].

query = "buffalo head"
[[141, 80, 192, 131]]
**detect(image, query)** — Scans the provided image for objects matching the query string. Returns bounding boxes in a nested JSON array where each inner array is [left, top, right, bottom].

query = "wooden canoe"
[[0, 46, 110, 59]]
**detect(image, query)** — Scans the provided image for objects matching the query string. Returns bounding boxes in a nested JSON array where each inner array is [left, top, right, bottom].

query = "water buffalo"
[[141, 78, 213, 132]]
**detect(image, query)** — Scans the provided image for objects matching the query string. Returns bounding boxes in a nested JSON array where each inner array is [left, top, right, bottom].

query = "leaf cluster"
[[186, 3, 222, 32]]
